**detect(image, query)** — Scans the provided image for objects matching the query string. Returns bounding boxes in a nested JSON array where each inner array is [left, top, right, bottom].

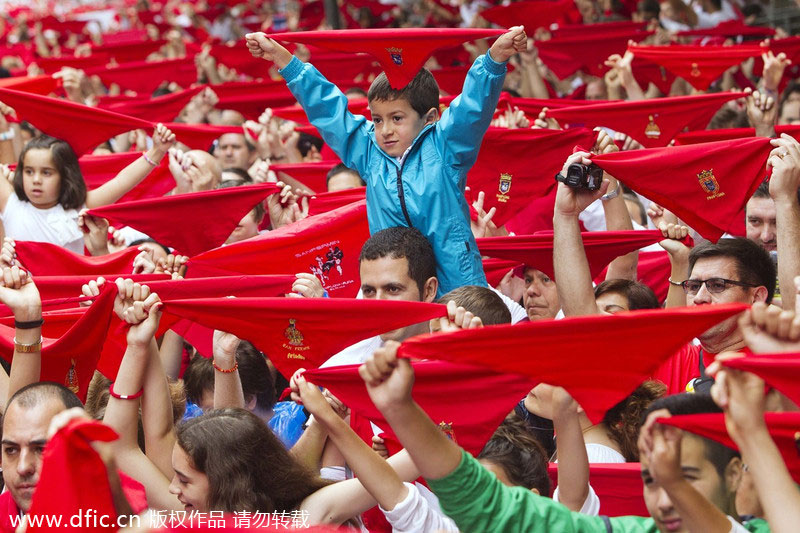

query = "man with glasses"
[[672, 238, 775, 392]]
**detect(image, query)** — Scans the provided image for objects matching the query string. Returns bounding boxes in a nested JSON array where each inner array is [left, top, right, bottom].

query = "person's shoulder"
[[320, 335, 383, 368]]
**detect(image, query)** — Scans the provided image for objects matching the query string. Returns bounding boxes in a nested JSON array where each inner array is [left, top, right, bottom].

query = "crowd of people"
[[0, 0, 796, 531]]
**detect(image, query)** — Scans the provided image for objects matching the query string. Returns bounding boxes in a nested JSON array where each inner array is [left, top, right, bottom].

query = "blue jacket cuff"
[[484, 50, 508, 76], [279, 56, 305, 83]]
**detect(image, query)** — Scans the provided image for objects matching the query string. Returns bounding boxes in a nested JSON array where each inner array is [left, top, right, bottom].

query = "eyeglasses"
[[680, 277, 758, 295]]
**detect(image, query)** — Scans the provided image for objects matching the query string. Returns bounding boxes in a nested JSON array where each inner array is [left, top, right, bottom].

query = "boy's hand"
[[245, 33, 294, 69], [489, 25, 527, 63], [360, 341, 415, 413]]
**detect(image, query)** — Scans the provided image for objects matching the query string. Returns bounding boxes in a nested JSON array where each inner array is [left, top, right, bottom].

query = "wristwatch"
[[600, 182, 621, 202], [14, 337, 42, 353]]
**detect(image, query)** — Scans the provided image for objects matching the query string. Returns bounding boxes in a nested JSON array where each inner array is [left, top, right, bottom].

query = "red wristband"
[[109, 383, 144, 400]]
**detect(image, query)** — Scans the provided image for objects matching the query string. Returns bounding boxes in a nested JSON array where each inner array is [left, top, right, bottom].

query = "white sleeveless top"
[[2, 194, 84, 253]]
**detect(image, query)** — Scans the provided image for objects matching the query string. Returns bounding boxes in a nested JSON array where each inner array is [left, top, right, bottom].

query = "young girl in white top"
[[0, 124, 175, 253]]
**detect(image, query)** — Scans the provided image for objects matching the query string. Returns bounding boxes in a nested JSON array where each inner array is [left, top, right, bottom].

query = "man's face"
[[2, 400, 65, 512], [360, 256, 434, 341], [585, 79, 608, 101], [523, 268, 560, 321], [214, 133, 253, 170], [686, 257, 759, 345], [778, 99, 800, 126], [641, 435, 731, 533], [369, 98, 430, 158], [745, 197, 777, 252]]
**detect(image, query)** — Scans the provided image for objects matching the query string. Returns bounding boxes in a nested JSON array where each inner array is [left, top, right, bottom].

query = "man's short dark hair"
[[708, 107, 749, 130], [368, 68, 439, 119], [594, 279, 660, 310], [436, 285, 511, 325], [642, 393, 739, 478], [6, 382, 83, 413], [749, 179, 800, 204], [326, 164, 365, 187], [359, 227, 437, 295], [688, 238, 776, 303]]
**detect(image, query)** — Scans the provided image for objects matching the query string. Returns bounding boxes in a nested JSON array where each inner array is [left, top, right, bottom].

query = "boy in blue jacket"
[[245, 27, 527, 295]]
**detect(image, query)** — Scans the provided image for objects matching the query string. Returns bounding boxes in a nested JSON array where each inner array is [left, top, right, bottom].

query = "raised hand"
[[0, 266, 40, 321], [489, 25, 527, 63], [359, 341, 415, 413], [289, 272, 325, 298], [245, 32, 294, 69], [78, 209, 110, 256], [430, 300, 483, 333], [553, 151, 610, 218]]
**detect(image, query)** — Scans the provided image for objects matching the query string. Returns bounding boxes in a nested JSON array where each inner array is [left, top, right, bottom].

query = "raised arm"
[[102, 278, 181, 511], [649, 204, 691, 308], [245, 32, 371, 173], [86, 124, 176, 208], [766, 135, 800, 312], [709, 354, 800, 533], [141, 326, 177, 479], [1, 264, 41, 406], [553, 152, 611, 317], [211, 330, 245, 409], [438, 26, 526, 172], [547, 386, 591, 512]]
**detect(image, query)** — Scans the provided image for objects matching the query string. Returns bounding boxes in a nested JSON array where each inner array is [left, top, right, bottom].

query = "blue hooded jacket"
[[280, 52, 507, 295]]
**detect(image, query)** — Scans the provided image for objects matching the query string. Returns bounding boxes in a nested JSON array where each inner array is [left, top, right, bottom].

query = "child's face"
[[369, 97, 431, 158], [22, 148, 61, 209]]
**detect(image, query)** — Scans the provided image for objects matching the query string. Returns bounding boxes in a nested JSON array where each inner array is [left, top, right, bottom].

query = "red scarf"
[[188, 200, 369, 298], [537, 30, 653, 79], [80, 152, 174, 203], [306, 187, 366, 216], [480, 1, 575, 32], [89, 39, 167, 63], [467, 128, 597, 226], [721, 353, 800, 408], [87, 183, 279, 256], [209, 80, 299, 120], [161, 122, 249, 151], [0, 286, 117, 400], [547, 92, 742, 148], [267, 28, 505, 88], [27, 420, 121, 532], [270, 162, 340, 192], [631, 57, 677, 96], [0, 87, 151, 156], [98, 85, 204, 122], [431, 66, 472, 95], [482, 257, 521, 287], [660, 412, 800, 483], [304, 361, 535, 456], [95, 275, 297, 380], [477, 230, 691, 280], [84, 57, 196, 95], [0, 75, 58, 95], [676, 20, 775, 38], [628, 43, 762, 91], [397, 303, 747, 423], [546, 463, 647, 516], [15, 242, 138, 276], [592, 137, 773, 241], [161, 297, 446, 378]]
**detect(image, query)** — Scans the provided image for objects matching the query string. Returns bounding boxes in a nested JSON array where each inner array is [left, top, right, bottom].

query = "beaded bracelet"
[[142, 151, 158, 167], [212, 359, 239, 373]]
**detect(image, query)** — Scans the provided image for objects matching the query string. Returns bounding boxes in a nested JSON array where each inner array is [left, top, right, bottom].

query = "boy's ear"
[[424, 107, 439, 125]]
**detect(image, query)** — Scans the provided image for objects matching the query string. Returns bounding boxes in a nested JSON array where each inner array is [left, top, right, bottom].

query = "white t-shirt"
[[2, 194, 84, 253]]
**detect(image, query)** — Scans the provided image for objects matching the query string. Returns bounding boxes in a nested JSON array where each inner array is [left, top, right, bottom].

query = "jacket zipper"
[[394, 127, 434, 228]]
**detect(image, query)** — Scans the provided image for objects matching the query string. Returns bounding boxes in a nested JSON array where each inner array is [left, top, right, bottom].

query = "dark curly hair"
[[176, 408, 332, 513], [603, 380, 666, 461]]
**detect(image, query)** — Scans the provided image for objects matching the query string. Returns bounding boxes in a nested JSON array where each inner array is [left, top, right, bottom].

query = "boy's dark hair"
[[594, 279, 660, 310], [359, 226, 437, 295], [478, 414, 552, 495], [436, 285, 511, 325], [688, 238, 776, 303], [14, 135, 86, 210], [184, 341, 276, 412], [642, 393, 739, 478], [326, 164, 365, 187], [368, 68, 440, 119]]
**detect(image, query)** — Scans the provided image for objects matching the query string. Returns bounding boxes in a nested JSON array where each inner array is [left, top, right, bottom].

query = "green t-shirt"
[[427, 450, 770, 533]]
